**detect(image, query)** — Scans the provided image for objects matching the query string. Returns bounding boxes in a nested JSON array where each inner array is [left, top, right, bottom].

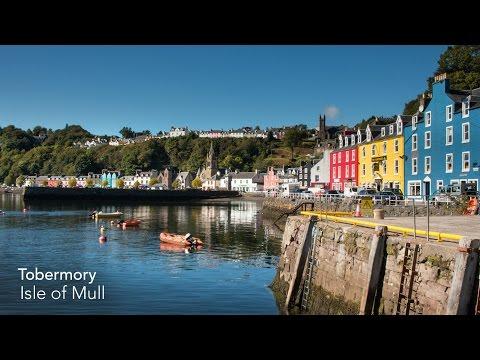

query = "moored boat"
[[121, 219, 141, 228], [159, 232, 203, 246], [93, 211, 123, 219]]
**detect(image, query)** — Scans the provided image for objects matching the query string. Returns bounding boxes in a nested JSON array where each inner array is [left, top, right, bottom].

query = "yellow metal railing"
[[300, 211, 463, 242]]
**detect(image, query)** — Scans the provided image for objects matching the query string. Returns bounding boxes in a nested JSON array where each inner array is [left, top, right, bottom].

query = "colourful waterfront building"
[[404, 74, 480, 199], [357, 117, 408, 192], [329, 130, 358, 191]]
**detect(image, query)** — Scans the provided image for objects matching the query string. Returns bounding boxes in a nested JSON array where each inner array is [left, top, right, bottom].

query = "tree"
[[403, 95, 421, 115], [172, 179, 180, 189], [119, 127, 135, 139], [16, 175, 26, 187], [191, 177, 202, 188], [133, 180, 140, 189], [266, 131, 274, 142], [85, 178, 94, 188], [283, 128, 308, 161], [101, 179, 109, 188], [116, 178, 125, 189], [4, 174, 15, 186], [148, 177, 159, 187], [68, 178, 77, 188]]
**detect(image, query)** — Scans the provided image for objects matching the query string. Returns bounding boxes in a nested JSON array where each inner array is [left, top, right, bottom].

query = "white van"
[[343, 186, 359, 198]]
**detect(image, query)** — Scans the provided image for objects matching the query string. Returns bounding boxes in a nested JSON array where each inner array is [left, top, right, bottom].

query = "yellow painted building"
[[357, 117, 407, 193]]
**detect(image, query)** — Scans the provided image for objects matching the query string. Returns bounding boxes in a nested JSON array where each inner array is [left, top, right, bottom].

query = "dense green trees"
[[119, 127, 135, 139], [0, 122, 310, 184], [283, 127, 309, 160]]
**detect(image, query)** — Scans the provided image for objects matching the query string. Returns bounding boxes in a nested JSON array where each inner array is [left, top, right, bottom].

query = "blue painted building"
[[404, 73, 480, 199], [101, 170, 121, 188]]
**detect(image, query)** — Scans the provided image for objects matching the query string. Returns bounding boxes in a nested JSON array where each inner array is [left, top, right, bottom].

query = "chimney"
[[432, 73, 450, 95]]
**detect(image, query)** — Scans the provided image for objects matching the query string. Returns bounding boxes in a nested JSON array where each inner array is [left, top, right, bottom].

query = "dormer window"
[[357, 131, 362, 144], [366, 126, 371, 142], [412, 115, 417, 130], [381, 127, 385, 137], [389, 125, 393, 135], [351, 135, 355, 146], [345, 137, 349, 147], [339, 136, 343, 148], [397, 120, 402, 135], [462, 101, 470, 118]]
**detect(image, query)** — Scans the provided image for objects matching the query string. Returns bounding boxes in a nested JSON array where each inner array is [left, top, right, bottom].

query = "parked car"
[[355, 189, 377, 198], [373, 191, 399, 204], [343, 186, 358, 198], [382, 187, 404, 200]]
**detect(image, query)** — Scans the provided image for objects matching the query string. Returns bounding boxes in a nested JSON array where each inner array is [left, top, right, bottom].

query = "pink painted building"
[[263, 167, 280, 190]]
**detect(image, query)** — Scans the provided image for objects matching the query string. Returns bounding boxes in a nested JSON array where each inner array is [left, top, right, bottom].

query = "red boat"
[[159, 232, 203, 246], [119, 219, 141, 229], [160, 242, 203, 252]]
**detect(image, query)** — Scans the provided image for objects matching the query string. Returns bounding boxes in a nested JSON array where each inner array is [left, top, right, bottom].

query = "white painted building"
[[168, 127, 190, 138], [309, 149, 332, 190], [231, 171, 264, 192]]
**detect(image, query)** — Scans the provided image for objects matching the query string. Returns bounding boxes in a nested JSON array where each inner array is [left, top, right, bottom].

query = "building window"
[[362, 147, 366, 158], [338, 152, 342, 163], [446, 105, 453, 122], [351, 136, 355, 146], [462, 101, 470, 118], [339, 137, 343, 148], [408, 181, 421, 197], [412, 115, 417, 130], [394, 159, 399, 175], [346, 151, 349, 162], [371, 144, 376, 156], [397, 121, 402, 134], [333, 154, 336, 164], [346, 165, 349, 178], [462, 123, 470, 143], [351, 164, 355, 176], [446, 126, 453, 145], [412, 157, 418, 175], [389, 125, 394, 135], [345, 137, 349, 147], [338, 166, 341, 178], [362, 164, 366, 176], [381, 127, 385, 136], [394, 139, 399, 153], [358, 133, 362, 143], [424, 131, 431, 149], [371, 164, 375, 176], [412, 134, 417, 151], [437, 180, 443, 190], [382, 161, 387, 175], [446, 153, 453, 173], [383, 141, 387, 154], [462, 151, 470, 172], [351, 149, 355, 162], [333, 167, 336, 178], [425, 156, 431, 174], [425, 111, 432, 127]]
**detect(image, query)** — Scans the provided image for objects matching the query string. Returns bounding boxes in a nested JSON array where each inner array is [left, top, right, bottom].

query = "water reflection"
[[0, 195, 280, 314]]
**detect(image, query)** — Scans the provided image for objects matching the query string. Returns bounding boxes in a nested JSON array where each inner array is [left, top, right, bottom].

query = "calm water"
[[0, 194, 281, 314]]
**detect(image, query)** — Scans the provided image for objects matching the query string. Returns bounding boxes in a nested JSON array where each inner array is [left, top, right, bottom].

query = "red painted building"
[[263, 167, 280, 191], [330, 132, 358, 191]]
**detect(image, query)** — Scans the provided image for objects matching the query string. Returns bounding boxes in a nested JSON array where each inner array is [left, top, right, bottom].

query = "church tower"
[[317, 114, 327, 142]]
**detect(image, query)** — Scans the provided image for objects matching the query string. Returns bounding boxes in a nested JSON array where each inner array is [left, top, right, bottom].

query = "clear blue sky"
[[0, 45, 447, 136]]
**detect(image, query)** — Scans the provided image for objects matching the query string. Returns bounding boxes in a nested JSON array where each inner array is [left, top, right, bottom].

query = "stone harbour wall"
[[270, 215, 480, 315]]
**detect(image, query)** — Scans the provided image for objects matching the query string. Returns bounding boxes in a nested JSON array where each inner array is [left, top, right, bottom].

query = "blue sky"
[[0, 45, 447, 136]]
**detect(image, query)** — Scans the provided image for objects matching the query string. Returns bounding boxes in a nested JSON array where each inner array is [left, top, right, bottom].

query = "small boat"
[[121, 219, 141, 228], [159, 232, 203, 246], [160, 242, 203, 252], [93, 211, 123, 219]]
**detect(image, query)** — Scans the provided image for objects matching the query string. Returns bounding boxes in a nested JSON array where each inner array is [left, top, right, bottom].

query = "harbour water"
[[0, 194, 280, 314]]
